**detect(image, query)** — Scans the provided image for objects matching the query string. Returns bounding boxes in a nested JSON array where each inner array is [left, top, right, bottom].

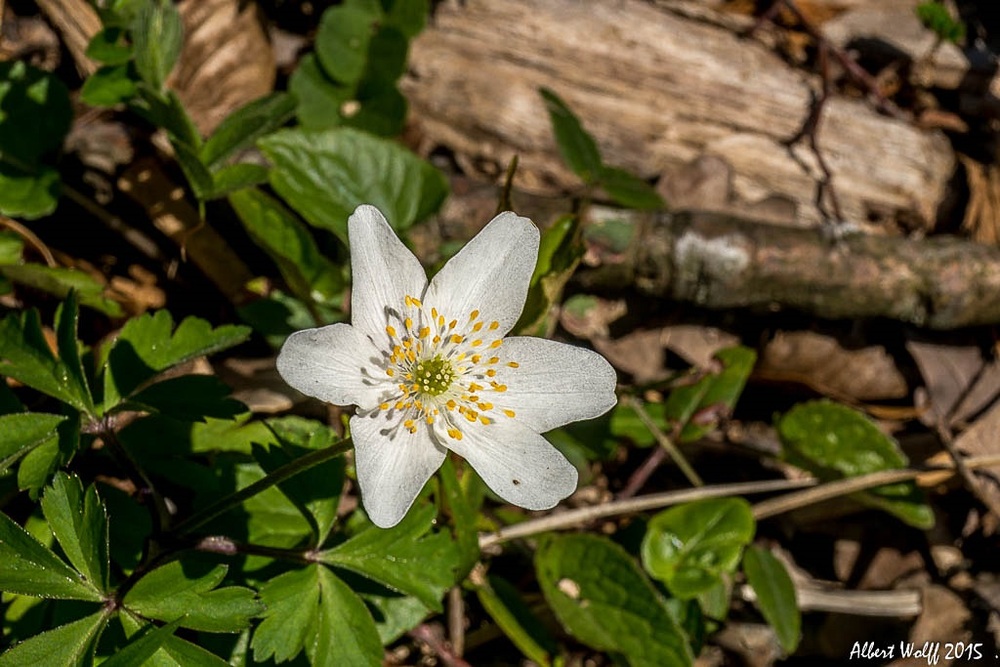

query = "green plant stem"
[[191, 535, 315, 564], [172, 438, 353, 536], [99, 419, 172, 535], [624, 395, 704, 488]]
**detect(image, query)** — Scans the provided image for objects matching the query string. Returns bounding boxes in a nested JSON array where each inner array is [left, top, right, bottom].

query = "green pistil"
[[413, 355, 454, 396]]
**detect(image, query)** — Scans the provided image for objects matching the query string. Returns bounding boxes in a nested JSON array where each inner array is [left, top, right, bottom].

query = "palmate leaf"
[[536, 534, 694, 667], [100, 618, 183, 667], [0, 412, 65, 473], [39, 473, 110, 594], [101, 310, 250, 409], [0, 302, 95, 414], [251, 564, 382, 666], [318, 503, 460, 611], [0, 608, 110, 667], [0, 509, 102, 602], [122, 560, 262, 633], [119, 612, 231, 667]]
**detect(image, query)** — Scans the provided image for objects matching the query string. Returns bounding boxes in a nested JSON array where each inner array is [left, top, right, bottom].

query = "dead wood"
[[575, 209, 1000, 329], [403, 0, 955, 230]]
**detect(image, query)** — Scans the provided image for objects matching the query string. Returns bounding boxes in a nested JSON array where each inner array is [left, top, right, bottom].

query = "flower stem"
[[173, 438, 353, 536], [623, 395, 704, 488]]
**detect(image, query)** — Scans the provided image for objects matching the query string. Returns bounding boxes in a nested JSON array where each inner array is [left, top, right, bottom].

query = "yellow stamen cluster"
[[374, 294, 519, 440]]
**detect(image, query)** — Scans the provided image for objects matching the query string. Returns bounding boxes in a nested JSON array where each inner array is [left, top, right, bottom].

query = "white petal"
[[494, 337, 618, 432], [425, 212, 538, 336], [446, 417, 578, 511], [277, 323, 394, 409], [349, 205, 428, 340], [351, 412, 447, 528]]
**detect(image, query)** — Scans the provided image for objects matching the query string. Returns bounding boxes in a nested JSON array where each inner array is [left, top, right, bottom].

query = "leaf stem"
[[172, 438, 353, 536], [623, 395, 704, 488]]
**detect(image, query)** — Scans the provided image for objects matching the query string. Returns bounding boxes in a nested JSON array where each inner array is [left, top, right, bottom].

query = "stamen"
[[503, 409, 516, 418], [507, 361, 519, 368]]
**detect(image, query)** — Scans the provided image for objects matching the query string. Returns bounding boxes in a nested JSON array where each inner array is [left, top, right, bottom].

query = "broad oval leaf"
[[641, 497, 755, 599], [777, 400, 934, 528], [536, 534, 694, 667]]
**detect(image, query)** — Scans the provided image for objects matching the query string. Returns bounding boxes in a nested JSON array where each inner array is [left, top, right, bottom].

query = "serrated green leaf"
[[16, 412, 78, 497], [313, 565, 382, 666], [0, 608, 109, 667], [0, 412, 66, 473], [536, 534, 693, 667], [539, 88, 603, 183], [0, 309, 94, 413], [125, 374, 245, 421], [80, 64, 138, 107], [642, 497, 755, 600], [664, 346, 756, 443], [315, 4, 382, 85], [200, 93, 296, 170], [250, 567, 320, 663], [101, 618, 183, 667], [252, 418, 345, 545], [319, 503, 459, 610], [228, 188, 344, 305], [123, 561, 263, 632], [119, 612, 231, 667], [203, 163, 269, 199], [132, 0, 183, 91], [55, 292, 94, 414], [476, 574, 558, 667], [84, 27, 133, 65], [0, 265, 124, 316], [260, 127, 448, 242], [39, 473, 109, 593], [102, 310, 250, 408], [743, 546, 800, 654], [0, 509, 102, 601], [130, 87, 201, 149], [597, 165, 665, 210], [777, 400, 934, 528]]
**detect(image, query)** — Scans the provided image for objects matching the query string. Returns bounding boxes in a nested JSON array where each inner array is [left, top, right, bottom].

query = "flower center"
[[412, 355, 454, 396]]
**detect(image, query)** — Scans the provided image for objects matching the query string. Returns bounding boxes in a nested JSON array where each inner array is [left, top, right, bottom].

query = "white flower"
[[277, 205, 617, 528]]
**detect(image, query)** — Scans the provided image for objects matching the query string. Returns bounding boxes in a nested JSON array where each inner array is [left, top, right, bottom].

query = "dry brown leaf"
[[907, 340, 1000, 427], [888, 585, 971, 667], [757, 331, 908, 402], [170, 0, 276, 136], [950, 398, 1000, 516]]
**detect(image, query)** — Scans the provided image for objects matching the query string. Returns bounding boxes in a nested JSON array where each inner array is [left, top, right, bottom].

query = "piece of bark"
[[35, 0, 101, 77], [574, 210, 1000, 329], [404, 0, 954, 229]]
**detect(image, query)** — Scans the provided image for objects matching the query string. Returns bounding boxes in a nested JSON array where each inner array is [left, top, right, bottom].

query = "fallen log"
[[403, 0, 956, 229]]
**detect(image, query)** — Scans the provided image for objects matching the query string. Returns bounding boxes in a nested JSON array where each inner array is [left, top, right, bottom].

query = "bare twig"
[[447, 586, 466, 658], [619, 395, 704, 494], [0, 215, 57, 267], [740, 584, 922, 617], [934, 421, 1000, 521], [408, 624, 473, 667]]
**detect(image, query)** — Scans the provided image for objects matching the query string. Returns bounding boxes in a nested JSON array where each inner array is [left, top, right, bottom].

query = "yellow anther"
[[450, 334, 464, 344], [486, 369, 496, 377], [489, 321, 499, 330], [471, 339, 483, 347], [386, 325, 397, 338], [438, 316, 445, 327], [431, 307, 438, 319], [404, 317, 413, 330], [488, 357, 499, 364], [472, 321, 484, 332], [410, 296, 422, 307], [379, 402, 389, 410], [432, 335, 441, 344], [448, 428, 463, 440], [490, 340, 502, 349], [449, 320, 457, 329], [492, 383, 508, 393], [386, 368, 395, 377], [395, 401, 405, 410], [418, 326, 430, 338], [426, 415, 435, 425], [468, 395, 479, 402], [507, 361, 519, 368], [404, 419, 416, 430], [470, 309, 480, 320], [480, 416, 492, 425], [471, 354, 482, 363], [402, 339, 412, 349], [503, 409, 516, 418], [446, 399, 457, 410], [465, 410, 479, 422], [468, 382, 483, 392], [478, 402, 493, 411]]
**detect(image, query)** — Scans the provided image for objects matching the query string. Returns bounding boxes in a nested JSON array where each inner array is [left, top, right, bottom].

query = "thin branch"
[[0, 214, 57, 267], [621, 395, 704, 490], [934, 421, 1000, 521]]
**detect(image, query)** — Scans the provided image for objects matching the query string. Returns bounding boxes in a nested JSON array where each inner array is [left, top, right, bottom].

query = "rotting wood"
[[403, 0, 955, 229], [574, 209, 1000, 330]]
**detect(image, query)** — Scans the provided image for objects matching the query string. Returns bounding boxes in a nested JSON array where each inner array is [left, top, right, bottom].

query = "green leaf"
[[252, 417, 345, 545], [250, 567, 319, 663], [0, 165, 60, 219], [131, 88, 201, 149], [743, 546, 800, 654], [319, 503, 459, 610], [132, 0, 184, 91], [539, 88, 603, 183], [39, 473, 109, 593], [119, 612, 231, 667], [776, 400, 934, 528], [663, 346, 756, 443], [0, 412, 66, 473], [102, 310, 250, 408], [204, 163, 270, 199], [228, 188, 344, 305], [536, 534, 694, 667], [0, 309, 94, 413], [233, 462, 314, 557], [313, 565, 382, 666], [642, 498, 755, 599], [515, 214, 583, 335], [0, 509, 102, 601], [122, 561, 263, 632], [0, 61, 72, 165], [260, 127, 448, 242], [0, 264, 124, 316], [315, 4, 382, 85], [289, 54, 353, 131], [917, 1, 965, 43], [438, 456, 482, 575], [17, 412, 78, 497], [200, 93, 297, 169], [55, 292, 94, 414], [172, 139, 214, 201], [125, 374, 245, 421], [80, 64, 138, 107], [608, 400, 667, 448], [0, 229, 25, 265], [597, 165, 665, 210], [101, 618, 183, 667], [385, 0, 429, 38], [0, 609, 109, 667], [476, 574, 558, 667], [85, 27, 133, 65]]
